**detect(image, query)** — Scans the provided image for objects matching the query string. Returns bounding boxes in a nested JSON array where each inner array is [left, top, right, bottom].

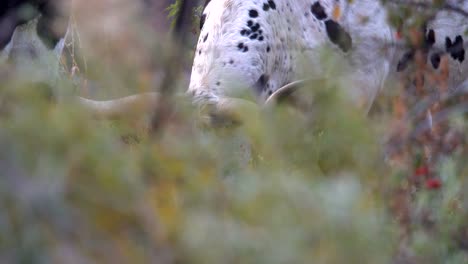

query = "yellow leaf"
[[332, 5, 341, 20]]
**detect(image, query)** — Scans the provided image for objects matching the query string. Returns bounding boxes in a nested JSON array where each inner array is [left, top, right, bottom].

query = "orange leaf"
[[332, 5, 341, 20]]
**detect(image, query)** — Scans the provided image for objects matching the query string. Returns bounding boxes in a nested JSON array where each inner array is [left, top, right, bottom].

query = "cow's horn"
[[76, 92, 160, 119], [75, 80, 309, 121], [264, 80, 306, 106]]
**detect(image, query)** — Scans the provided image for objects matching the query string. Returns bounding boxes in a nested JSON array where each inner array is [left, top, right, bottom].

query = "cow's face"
[[1, 18, 66, 83], [188, 0, 394, 109], [0, 1, 70, 84]]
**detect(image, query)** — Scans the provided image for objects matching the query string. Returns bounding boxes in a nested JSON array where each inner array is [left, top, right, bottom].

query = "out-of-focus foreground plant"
[[0, 70, 396, 264]]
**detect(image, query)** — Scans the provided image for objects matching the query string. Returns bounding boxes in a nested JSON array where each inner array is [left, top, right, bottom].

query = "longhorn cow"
[[1, 0, 467, 124], [77, 0, 468, 123], [80, 0, 395, 119]]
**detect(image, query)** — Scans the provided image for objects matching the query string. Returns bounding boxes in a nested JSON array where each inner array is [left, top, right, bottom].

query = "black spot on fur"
[[251, 23, 260, 32], [200, 14, 206, 30], [203, 33, 209, 42], [250, 33, 258, 40], [254, 74, 269, 95], [430, 53, 441, 69], [311, 2, 327, 20], [324, 20, 352, 52], [458, 50, 465, 62], [237, 42, 244, 50], [263, 3, 270, 11], [425, 29, 435, 47], [249, 9, 259, 18], [258, 36, 264, 41], [268, 0, 276, 10], [397, 50, 415, 72], [445, 36, 452, 49], [266, 46, 271, 52], [247, 20, 253, 27], [446, 35, 465, 63], [240, 29, 247, 36]]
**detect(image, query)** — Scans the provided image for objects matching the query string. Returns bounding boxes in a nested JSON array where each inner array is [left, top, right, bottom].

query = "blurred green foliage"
[[0, 61, 399, 263]]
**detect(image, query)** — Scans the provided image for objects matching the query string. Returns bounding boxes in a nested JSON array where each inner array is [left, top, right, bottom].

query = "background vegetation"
[[0, 0, 467, 263]]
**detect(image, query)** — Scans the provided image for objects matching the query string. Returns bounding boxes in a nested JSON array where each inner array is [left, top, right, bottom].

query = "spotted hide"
[[189, 0, 395, 110], [393, 1, 468, 92], [2, 0, 467, 119], [190, 0, 467, 111]]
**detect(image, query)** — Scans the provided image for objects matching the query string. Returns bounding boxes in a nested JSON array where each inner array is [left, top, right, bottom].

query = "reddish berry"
[[425, 178, 442, 190]]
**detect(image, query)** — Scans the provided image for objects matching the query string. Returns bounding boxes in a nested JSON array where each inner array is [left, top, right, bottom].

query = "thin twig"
[[150, 0, 200, 135]]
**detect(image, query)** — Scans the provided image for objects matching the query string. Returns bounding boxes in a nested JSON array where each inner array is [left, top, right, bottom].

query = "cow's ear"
[[37, 0, 71, 49], [0, 1, 40, 50]]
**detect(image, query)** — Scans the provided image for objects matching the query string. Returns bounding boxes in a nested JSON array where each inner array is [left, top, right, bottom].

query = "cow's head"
[[188, 0, 395, 110], [0, 0, 70, 84]]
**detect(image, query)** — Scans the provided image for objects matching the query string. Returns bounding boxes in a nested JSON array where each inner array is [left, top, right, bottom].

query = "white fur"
[[0, 16, 67, 85], [427, 2, 468, 89], [189, 0, 394, 109], [189, 0, 468, 109]]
